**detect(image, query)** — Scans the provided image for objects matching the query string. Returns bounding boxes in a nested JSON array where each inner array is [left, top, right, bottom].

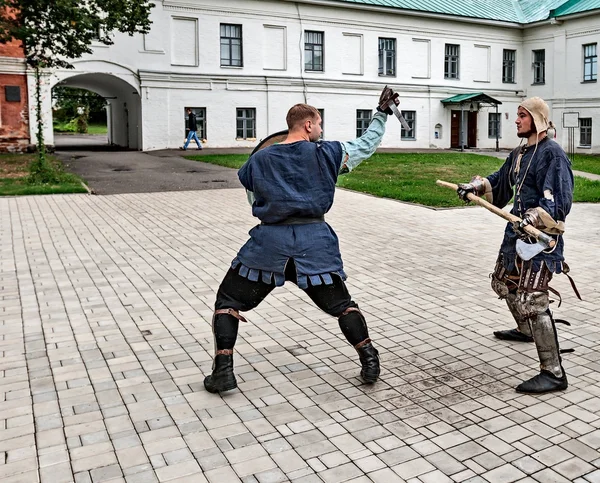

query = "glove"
[[520, 208, 542, 229], [377, 85, 400, 114], [513, 208, 542, 238], [456, 176, 486, 202]]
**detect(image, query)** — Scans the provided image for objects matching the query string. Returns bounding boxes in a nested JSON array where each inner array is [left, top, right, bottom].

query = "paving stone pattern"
[[0, 188, 599, 483]]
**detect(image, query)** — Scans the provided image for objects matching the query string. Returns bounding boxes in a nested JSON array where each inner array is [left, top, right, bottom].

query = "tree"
[[0, 0, 154, 182]]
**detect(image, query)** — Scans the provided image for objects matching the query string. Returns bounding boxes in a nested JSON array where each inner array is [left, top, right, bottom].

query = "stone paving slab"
[[0, 188, 598, 483]]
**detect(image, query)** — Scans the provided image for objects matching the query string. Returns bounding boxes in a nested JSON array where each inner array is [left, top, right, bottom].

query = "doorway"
[[450, 109, 477, 148]]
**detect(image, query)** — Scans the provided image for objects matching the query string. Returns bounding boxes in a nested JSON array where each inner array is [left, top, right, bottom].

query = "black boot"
[[356, 340, 380, 384], [493, 328, 534, 342], [516, 370, 568, 393], [204, 351, 237, 393]]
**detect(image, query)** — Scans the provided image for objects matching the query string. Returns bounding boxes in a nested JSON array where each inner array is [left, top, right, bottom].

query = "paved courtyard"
[[0, 187, 599, 483]]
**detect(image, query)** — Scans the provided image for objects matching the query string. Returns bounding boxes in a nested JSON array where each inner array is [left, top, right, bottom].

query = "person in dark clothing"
[[457, 97, 575, 394], [203, 87, 400, 393], [180, 108, 203, 150]]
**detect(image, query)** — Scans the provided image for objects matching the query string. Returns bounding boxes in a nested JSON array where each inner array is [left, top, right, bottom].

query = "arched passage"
[[31, 61, 143, 150]]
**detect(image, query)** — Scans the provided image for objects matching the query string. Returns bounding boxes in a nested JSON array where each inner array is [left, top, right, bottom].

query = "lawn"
[[185, 152, 600, 207], [53, 122, 107, 135], [572, 153, 600, 175], [0, 153, 88, 196]]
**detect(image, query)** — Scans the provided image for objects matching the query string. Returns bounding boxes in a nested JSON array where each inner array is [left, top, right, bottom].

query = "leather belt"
[[261, 216, 324, 226]]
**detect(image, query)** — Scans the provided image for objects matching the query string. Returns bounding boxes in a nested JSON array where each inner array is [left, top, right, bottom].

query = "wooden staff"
[[436, 179, 556, 248]]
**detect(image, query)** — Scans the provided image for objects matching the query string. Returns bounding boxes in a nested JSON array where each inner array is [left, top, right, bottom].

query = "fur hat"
[[519, 97, 549, 133]]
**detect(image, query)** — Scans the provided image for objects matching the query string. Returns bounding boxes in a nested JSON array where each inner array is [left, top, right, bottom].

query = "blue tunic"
[[233, 111, 389, 288], [487, 137, 574, 273], [234, 141, 345, 289]]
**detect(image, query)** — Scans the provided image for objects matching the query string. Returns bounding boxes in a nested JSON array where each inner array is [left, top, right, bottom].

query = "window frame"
[[356, 109, 372, 137], [583, 43, 597, 82], [400, 110, 416, 140], [184, 107, 207, 140], [502, 49, 516, 83], [579, 118, 592, 147], [317, 108, 325, 140], [305, 30, 324, 72], [236, 108, 256, 139], [533, 49, 545, 84], [444, 44, 460, 80], [220, 23, 243, 67], [378, 37, 396, 76], [488, 112, 502, 139]]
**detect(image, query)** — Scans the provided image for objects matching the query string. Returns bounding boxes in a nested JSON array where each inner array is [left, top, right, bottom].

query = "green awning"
[[441, 92, 502, 105]]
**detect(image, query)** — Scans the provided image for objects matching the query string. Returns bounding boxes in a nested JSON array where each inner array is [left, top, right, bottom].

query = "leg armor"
[[302, 277, 379, 384], [338, 307, 379, 384], [491, 256, 533, 342], [204, 267, 274, 394], [513, 262, 568, 393]]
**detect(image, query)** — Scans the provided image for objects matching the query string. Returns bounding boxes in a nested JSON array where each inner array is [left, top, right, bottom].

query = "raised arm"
[[339, 86, 399, 174]]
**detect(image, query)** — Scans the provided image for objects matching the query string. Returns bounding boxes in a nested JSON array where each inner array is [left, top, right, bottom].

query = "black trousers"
[[213, 260, 370, 350]]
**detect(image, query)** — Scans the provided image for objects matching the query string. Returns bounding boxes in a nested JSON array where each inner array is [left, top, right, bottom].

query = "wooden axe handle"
[[436, 180, 556, 248]]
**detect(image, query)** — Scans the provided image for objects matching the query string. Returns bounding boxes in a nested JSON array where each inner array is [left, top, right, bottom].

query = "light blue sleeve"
[[339, 111, 388, 174]]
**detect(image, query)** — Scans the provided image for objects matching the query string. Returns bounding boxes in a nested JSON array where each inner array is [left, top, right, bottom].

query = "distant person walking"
[[180, 108, 203, 150]]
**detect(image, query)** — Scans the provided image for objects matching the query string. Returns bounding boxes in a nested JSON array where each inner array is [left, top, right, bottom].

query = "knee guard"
[[490, 256, 519, 299], [516, 290, 549, 319]]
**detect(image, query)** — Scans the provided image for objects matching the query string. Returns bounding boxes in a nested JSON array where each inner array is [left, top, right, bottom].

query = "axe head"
[[516, 238, 548, 261]]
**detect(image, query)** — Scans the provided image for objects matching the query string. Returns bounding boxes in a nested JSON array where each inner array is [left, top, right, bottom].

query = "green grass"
[[53, 121, 107, 135], [187, 152, 600, 207], [572, 154, 600, 175], [0, 153, 88, 196], [87, 123, 107, 135]]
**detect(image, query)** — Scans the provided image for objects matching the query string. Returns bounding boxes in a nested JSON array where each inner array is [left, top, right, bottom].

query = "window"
[[488, 112, 501, 138], [378, 38, 396, 76], [580, 118, 592, 146], [533, 49, 545, 84], [184, 107, 206, 139], [583, 43, 597, 82], [401, 111, 416, 140], [236, 108, 255, 139], [318, 108, 324, 139], [221, 24, 243, 67], [444, 44, 460, 79], [305, 31, 324, 71], [503, 49, 516, 83], [356, 110, 372, 137]]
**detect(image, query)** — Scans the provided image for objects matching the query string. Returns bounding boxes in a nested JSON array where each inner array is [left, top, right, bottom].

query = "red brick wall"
[[0, 31, 30, 151]]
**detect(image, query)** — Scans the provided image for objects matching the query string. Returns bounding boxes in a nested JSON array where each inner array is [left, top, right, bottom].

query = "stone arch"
[[45, 61, 142, 150]]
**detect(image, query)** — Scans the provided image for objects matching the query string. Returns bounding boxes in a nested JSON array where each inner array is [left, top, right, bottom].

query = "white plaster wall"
[[29, 0, 600, 152]]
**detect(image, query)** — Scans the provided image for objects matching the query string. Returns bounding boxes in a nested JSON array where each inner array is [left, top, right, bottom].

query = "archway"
[[42, 62, 142, 150]]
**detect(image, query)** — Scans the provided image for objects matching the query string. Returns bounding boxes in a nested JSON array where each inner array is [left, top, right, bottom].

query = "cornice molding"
[[0, 57, 27, 74], [162, 1, 519, 43]]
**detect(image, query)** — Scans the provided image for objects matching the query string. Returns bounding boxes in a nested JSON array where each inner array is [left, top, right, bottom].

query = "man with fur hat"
[[457, 97, 575, 394]]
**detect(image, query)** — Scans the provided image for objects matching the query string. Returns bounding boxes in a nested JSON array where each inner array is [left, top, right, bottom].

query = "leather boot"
[[516, 370, 567, 393], [516, 310, 568, 394], [493, 328, 534, 342], [204, 350, 237, 393], [356, 339, 380, 384]]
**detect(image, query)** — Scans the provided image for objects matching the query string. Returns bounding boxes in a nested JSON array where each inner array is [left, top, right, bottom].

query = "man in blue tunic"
[[204, 87, 400, 393], [457, 97, 575, 394]]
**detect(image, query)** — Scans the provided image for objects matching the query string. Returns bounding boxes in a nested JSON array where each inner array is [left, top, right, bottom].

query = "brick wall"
[[0, 34, 30, 152]]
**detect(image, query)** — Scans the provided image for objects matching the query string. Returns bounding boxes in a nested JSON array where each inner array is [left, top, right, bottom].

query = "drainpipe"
[[495, 103, 499, 152], [460, 103, 464, 152]]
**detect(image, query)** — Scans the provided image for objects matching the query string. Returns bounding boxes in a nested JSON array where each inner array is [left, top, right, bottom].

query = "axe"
[[436, 180, 555, 260]]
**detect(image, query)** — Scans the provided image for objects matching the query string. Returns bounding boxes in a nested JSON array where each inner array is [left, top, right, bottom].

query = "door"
[[451, 110, 460, 148], [468, 111, 478, 148]]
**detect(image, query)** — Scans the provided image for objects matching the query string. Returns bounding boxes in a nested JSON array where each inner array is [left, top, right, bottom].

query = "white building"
[[32, 0, 600, 152]]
